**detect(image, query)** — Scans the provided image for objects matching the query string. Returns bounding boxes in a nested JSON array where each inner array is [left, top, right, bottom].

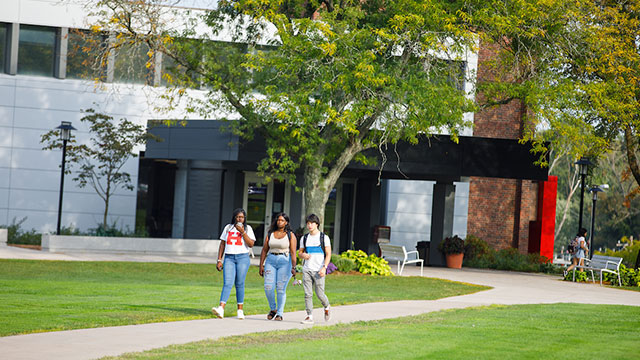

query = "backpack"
[[568, 237, 579, 255], [302, 232, 326, 255]]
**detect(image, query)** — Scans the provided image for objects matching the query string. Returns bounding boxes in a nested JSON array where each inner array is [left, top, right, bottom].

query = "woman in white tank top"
[[259, 212, 297, 321]]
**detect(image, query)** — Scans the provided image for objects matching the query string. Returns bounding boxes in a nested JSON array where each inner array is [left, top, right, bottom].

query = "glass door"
[[243, 174, 290, 246], [244, 179, 268, 246]]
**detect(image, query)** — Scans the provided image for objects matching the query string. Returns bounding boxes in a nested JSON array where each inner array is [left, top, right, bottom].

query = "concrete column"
[[55, 27, 68, 79], [171, 160, 188, 238], [106, 33, 115, 83], [153, 51, 162, 86], [429, 182, 456, 267], [0, 228, 7, 246], [6, 23, 19, 75]]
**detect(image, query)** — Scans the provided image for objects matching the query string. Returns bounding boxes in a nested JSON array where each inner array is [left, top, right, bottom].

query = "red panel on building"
[[528, 176, 557, 260]]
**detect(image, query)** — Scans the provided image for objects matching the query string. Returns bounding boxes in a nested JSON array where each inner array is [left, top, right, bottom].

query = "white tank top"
[[268, 232, 290, 254]]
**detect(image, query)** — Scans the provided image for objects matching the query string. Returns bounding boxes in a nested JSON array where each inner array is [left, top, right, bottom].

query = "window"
[[161, 51, 201, 88], [113, 41, 153, 84], [18, 25, 57, 77], [0, 23, 7, 73], [66, 29, 107, 80]]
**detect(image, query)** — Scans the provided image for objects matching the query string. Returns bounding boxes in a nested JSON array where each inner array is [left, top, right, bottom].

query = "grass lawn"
[[0, 259, 487, 336], [105, 304, 640, 360]]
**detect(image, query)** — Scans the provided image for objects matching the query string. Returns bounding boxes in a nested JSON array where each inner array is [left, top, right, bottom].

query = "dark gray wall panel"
[[184, 168, 223, 239], [146, 121, 239, 161]]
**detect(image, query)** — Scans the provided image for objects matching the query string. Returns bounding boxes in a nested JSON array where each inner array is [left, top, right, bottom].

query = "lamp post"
[[588, 184, 608, 259], [55, 121, 76, 235], [575, 157, 592, 232]]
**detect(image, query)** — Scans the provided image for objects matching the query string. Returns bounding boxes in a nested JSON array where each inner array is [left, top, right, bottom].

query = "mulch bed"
[[7, 244, 42, 250]]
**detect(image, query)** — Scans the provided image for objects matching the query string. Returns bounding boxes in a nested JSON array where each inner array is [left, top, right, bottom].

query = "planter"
[[445, 253, 464, 269]]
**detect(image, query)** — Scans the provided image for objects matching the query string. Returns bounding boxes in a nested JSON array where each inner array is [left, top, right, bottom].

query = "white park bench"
[[573, 255, 623, 286], [379, 243, 424, 276]]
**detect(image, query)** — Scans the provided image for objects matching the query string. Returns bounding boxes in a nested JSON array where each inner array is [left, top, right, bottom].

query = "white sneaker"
[[237, 309, 245, 320], [324, 307, 331, 322], [211, 306, 224, 319], [301, 316, 313, 324]]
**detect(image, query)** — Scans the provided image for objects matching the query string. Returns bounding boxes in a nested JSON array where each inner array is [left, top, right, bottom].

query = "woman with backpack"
[[259, 212, 297, 321], [566, 228, 589, 275], [212, 208, 256, 319]]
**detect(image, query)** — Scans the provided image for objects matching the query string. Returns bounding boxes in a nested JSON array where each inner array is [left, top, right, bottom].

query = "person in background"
[[212, 208, 256, 319], [259, 212, 297, 321], [566, 227, 589, 275], [298, 213, 331, 325]]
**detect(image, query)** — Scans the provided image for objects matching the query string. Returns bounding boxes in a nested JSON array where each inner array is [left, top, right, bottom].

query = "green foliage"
[[466, 0, 640, 193], [463, 235, 561, 274], [334, 257, 357, 273], [596, 242, 640, 268], [89, 223, 148, 238], [330, 254, 341, 266], [463, 234, 492, 262], [86, 0, 477, 223], [438, 235, 465, 255], [564, 270, 590, 283], [2, 217, 40, 245], [341, 250, 393, 276], [602, 265, 640, 287]]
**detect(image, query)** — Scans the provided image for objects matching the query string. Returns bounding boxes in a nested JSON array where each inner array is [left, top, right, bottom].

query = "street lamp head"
[[575, 157, 592, 176], [589, 185, 605, 200], [55, 121, 76, 141]]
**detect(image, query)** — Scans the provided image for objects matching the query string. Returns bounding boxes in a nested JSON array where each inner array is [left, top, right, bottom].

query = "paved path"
[[1, 245, 639, 360]]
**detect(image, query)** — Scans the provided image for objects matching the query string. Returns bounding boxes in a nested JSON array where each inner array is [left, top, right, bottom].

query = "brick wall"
[[467, 39, 540, 253]]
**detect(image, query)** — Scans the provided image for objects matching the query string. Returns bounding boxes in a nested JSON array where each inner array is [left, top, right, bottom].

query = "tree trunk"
[[303, 162, 329, 228], [103, 197, 109, 228], [624, 124, 640, 189], [302, 139, 366, 228]]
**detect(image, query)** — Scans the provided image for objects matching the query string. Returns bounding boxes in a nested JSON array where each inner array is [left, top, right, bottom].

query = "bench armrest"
[[406, 250, 419, 256], [605, 260, 621, 269]]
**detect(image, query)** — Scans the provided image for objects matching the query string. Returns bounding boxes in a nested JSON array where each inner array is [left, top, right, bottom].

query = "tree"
[[41, 109, 148, 228], [464, 0, 640, 197], [84, 0, 477, 224]]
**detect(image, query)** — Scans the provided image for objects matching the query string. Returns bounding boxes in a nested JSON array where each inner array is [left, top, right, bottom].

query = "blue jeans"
[[220, 253, 251, 305], [264, 253, 292, 316]]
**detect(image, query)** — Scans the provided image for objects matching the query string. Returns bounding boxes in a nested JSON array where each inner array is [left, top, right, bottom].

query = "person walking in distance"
[[212, 208, 256, 319], [298, 213, 331, 324], [566, 228, 589, 275]]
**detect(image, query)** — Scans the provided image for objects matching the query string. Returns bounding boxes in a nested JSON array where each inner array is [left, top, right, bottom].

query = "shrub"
[[596, 242, 640, 268], [438, 235, 465, 255], [603, 265, 640, 287], [564, 270, 590, 282], [462, 235, 561, 274], [491, 248, 537, 272], [4, 217, 41, 245], [330, 254, 341, 266], [89, 223, 148, 238], [335, 257, 356, 272], [464, 235, 492, 262], [341, 250, 393, 276]]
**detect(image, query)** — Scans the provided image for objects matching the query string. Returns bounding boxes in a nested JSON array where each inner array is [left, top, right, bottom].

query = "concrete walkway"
[[1, 245, 639, 360]]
